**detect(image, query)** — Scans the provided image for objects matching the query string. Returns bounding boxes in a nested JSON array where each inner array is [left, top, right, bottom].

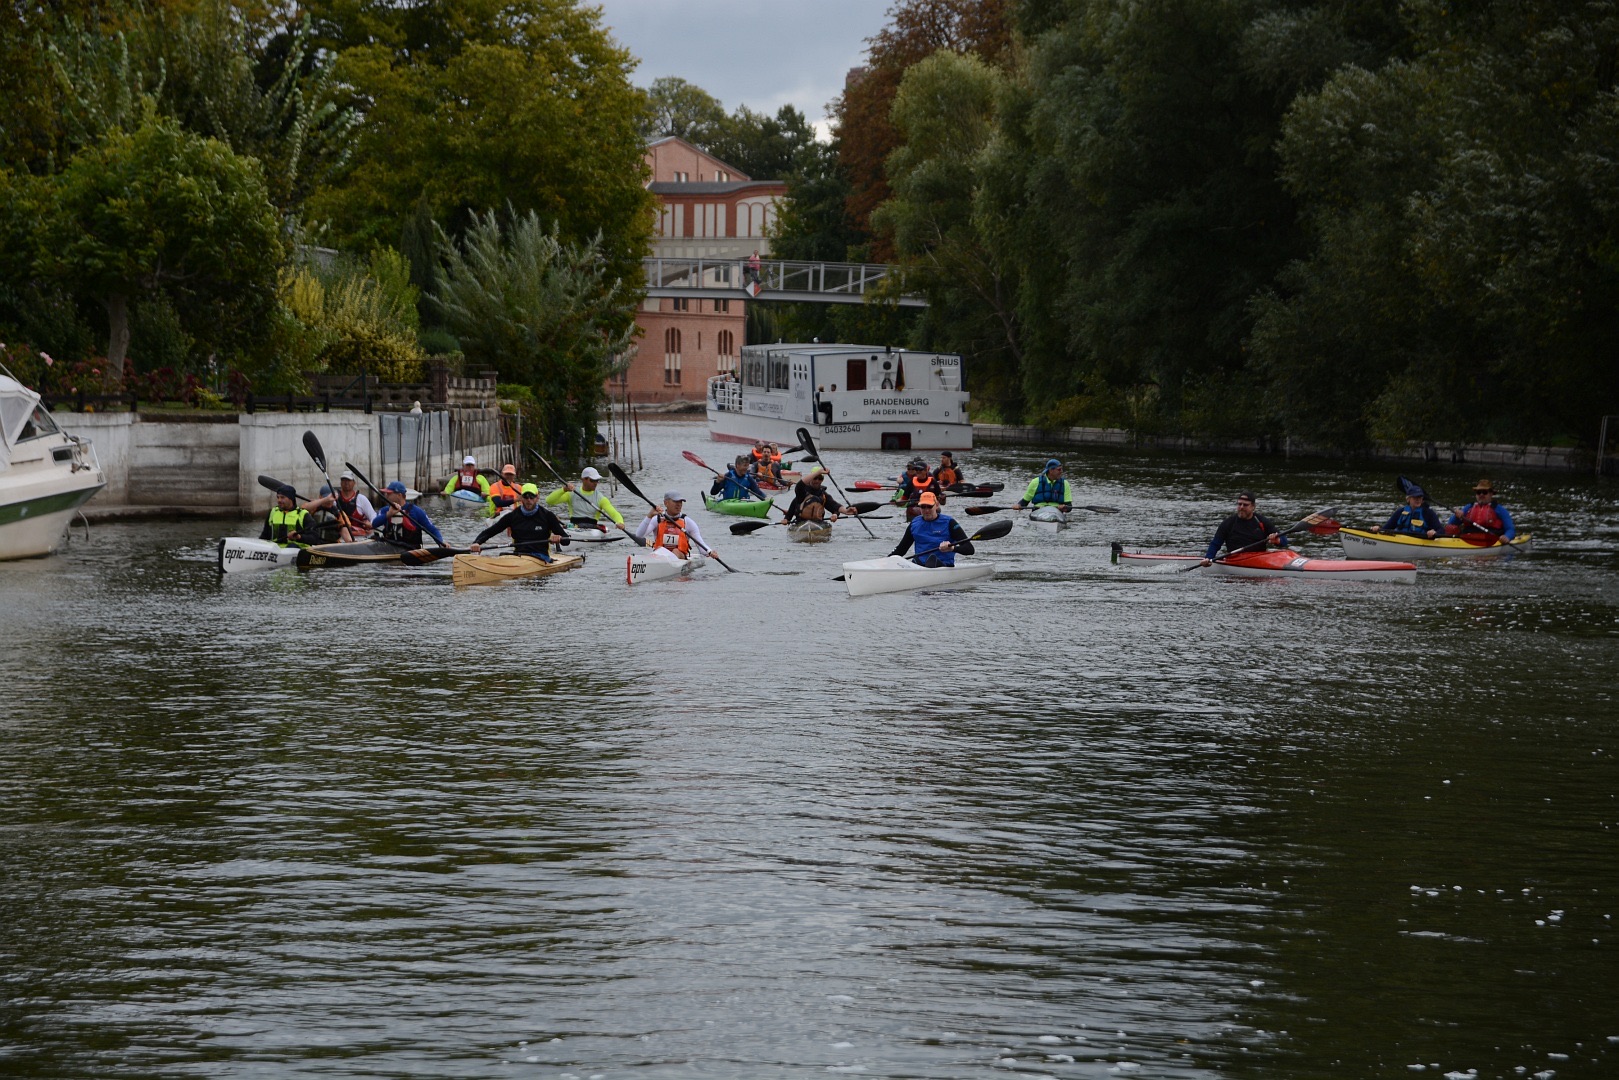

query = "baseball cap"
[[520, 483, 540, 495], [319, 484, 332, 496], [275, 483, 296, 499], [1045, 458, 1062, 470], [663, 490, 685, 502], [1407, 484, 1426, 498], [339, 471, 355, 481], [501, 463, 517, 476], [917, 492, 939, 507], [385, 480, 407, 494], [463, 455, 476, 465], [581, 467, 603, 480], [1237, 490, 1256, 503]]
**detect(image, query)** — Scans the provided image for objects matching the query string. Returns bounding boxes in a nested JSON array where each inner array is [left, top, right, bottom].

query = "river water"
[[2, 419, 1616, 1079]]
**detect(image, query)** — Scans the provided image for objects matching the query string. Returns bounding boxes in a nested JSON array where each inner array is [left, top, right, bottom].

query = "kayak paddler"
[[1199, 491, 1287, 566], [714, 457, 766, 502], [260, 483, 316, 545], [546, 465, 632, 537], [890, 491, 975, 568], [1446, 479, 1516, 540], [1370, 483, 1443, 539], [633, 490, 719, 561], [469, 483, 569, 561], [783, 466, 858, 523], [933, 450, 964, 488], [1016, 459, 1073, 514], [444, 454, 491, 498], [893, 457, 944, 517], [372, 480, 446, 547], [486, 464, 522, 511]]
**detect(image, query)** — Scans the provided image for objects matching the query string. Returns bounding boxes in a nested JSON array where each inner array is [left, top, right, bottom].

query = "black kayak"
[[294, 540, 409, 568]]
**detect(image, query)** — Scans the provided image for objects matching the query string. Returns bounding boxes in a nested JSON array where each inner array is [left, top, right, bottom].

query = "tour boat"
[[1338, 527, 1531, 559], [0, 368, 106, 560], [707, 343, 972, 451], [451, 551, 583, 586], [840, 554, 995, 597], [218, 537, 300, 573]]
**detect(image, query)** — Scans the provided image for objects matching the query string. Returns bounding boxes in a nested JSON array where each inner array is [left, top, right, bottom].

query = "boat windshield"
[[19, 403, 61, 441], [1, 387, 41, 447]]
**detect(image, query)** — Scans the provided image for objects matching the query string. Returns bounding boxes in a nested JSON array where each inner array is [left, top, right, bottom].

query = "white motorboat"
[[218, 537, 300, 573], [707, 343, 972, 451], [1338, 527, 1530, 559], [0, 368, 106, 560], [840, 554, 994, 597]]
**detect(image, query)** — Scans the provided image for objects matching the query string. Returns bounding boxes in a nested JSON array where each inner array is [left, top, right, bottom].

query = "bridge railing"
[[642, 257, 910, 300]]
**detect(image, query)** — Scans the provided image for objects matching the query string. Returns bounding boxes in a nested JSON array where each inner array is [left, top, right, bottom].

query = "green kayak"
[[702, 493, 774, 518]]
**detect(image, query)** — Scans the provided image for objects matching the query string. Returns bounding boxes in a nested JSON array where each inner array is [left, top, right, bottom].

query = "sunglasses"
[[1474, 489, 1493, 495], [521, 493, 539, 499]]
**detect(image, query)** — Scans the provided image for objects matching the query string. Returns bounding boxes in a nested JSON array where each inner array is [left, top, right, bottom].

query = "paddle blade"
[[969, 518, 1014, 542], [964, 505, 1006, 516], [853, 480, 885, 491], [730, 520, 772, 535], [849, 500, 883, 514], [1080, 505, 1121, 514], [302, 430, 328, 472], [399, 547, 461, 566], [257, 474, 288, 492], [681, 450, 713, 472], [607, 462, 651, 507]]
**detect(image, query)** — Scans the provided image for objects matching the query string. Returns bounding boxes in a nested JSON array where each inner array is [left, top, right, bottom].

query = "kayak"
[[1338, 527, 1531, 559], [1028, 505, 1070, 529], [702, 493, 774, 518], [295, 539, 407, 568], [448, 488, 487, 505], [841, 554, 995, 597], [565, 522, 625, 543], [451, 551, 583, 586], [626, 550, 701, 584], [1206, 549, 1417, 584], [787, 519, 832, 544], [217, 537, 300, 573]]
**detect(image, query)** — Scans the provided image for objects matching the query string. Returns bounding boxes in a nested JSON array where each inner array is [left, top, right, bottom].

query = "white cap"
[[463, 455, 476, 465], [339, 471, 355, 481], [581, 467, 603, 480], [663, 490, 685, 502]]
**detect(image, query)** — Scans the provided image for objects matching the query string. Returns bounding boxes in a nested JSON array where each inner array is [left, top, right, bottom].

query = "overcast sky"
[[592, 0, 894, 139]]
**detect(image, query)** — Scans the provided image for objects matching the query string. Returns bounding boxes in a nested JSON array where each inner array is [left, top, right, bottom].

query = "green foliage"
[[278, 251, 426, 384], [432, 208, 636, 464], [704, 105, 818, 181], [638, 77, 725, 142]]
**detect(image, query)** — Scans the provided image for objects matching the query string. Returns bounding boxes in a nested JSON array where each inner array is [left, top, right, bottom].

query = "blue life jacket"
[[1032, 474, 1067, 506], [1390, 505, 1438, 537], [909, 514, 956, 566], [721, 469, 757, 501]]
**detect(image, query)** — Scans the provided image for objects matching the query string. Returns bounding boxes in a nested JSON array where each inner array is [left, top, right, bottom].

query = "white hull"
[[0, 373, 106, 560], [707, 410, 973, 452], [1028, 506, 1070, 530], [841, 554, 994, 597], [565, 525, 624, 543], [218, 537, 300, 573], [626, 550, 700, 584], [1339, 527, 1530, 559]]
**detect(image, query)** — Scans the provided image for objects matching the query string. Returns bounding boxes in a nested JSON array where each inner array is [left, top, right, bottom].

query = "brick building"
[[614, 137, 786, 404]]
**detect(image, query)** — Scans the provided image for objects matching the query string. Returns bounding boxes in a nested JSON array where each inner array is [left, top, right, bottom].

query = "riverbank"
[[972, 423, 1592, 472]]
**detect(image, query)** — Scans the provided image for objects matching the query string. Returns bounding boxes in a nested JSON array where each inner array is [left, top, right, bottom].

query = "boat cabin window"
[[741, 353, 767, 388], [844, 359, 867, 391], [768, 354, 789, 390]]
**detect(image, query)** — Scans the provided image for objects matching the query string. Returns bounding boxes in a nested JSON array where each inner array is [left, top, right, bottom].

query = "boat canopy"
[[0, 374, 58, 451]]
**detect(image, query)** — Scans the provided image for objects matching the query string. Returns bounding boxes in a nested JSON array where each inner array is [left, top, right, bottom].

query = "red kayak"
[[1115, 547, 1416, 583]]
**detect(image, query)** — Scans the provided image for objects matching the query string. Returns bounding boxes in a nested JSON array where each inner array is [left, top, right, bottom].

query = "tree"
[[705, 105, 818, 181], [638, 76, 727, 143], [39, 114, 283, 382], [306, 0, 655, 290], [433, 209, 637, 461]]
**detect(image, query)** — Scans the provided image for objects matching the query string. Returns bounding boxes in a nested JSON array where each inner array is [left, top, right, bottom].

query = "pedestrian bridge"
[[641, 257, 925, 307]]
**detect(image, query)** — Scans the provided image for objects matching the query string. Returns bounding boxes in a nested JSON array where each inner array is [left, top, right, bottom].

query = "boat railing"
[[708, 377, 741, 412]]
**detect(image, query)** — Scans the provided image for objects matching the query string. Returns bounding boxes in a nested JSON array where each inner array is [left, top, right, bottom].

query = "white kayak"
[[1338, 527, 1531, 559], [448, 488, 487, 505], [626, 550, 701, 585], [1028, 505, 1070, 529], [841, 554, 995, 597], [217, 537, 300, 573], [787, 519, 833, 544], [566, 523, 626, 543]]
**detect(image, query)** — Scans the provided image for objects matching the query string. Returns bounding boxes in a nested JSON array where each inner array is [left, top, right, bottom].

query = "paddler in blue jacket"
[[889, 491, 975, 567], [469, 483, 569, 561], [714, 456, 766, 501], [1016, 459, 1073, 513], [371, 480, 446, 547], [1370, 484, 1443, 539]]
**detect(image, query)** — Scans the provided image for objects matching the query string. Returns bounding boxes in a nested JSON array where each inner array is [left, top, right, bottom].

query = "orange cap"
[[917, 492, 939, 507]]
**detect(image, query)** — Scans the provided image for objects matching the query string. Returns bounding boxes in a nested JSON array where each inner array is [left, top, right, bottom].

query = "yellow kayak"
[[451, 551, 584, 586], [1339, 528, 1530, 559]]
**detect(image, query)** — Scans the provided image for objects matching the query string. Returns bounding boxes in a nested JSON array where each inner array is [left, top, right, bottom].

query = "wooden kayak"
[[295, 540, 406, 568], [841, 554, 994, 597], [1207, 549, 1416, 583], [1339, 527, 1531, 559], [626, 550, 701, 584], [218, 537, 300, 573], [451, 551, 583, 586], [1028, 505, 1070, 529], [701, 493, 774, 518], [787, 519, 832, 543]]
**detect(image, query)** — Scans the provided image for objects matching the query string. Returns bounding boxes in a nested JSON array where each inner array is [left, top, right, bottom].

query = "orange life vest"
[[488, 479, 520, 506], [653, 515, 692, 557], [935, 465, 959, 487]]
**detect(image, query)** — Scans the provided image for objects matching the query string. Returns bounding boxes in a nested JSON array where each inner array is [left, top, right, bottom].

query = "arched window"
[[664, 328, 682, 385]]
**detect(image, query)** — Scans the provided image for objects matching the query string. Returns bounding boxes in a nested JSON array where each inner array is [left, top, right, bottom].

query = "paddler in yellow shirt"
[[546, 466, 633, 538]]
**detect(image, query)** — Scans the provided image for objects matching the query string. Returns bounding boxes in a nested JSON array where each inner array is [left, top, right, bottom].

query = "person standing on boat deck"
[[486, 464, 522, 511], [443, 455, 491, 498], [816, 386, 831, 425], [372, 480, 446, 547], [259, 484, 315, 545], [634, 491, 719, 560], [933, 451, 963, 488], [890, 492, 975, 568], [546, 466, 632, 537], [1199, 491, 1287, 566], [1446, 479, 1517, 540], [1017, 459, 1073, 513], [469, 484, 569, 561], [783, 467, 859, 523], [1370, 484, 1442, 538]]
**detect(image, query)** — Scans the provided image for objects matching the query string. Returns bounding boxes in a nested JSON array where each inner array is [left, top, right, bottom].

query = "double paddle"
[[1175, 505, 1340, 571], [607, 462, 738, 572], [962, 502, 1120, 516], [795, 427, 876, 539], [730, 503, 888, 535], [830, 518, 1013, 580]]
